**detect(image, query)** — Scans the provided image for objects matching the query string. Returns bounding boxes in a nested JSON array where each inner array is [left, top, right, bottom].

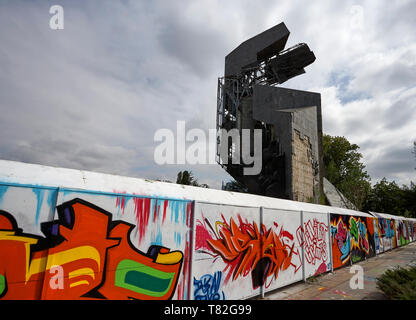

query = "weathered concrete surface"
[[292, 131, 314, 202], [323, 177, 357, 210], [260, 242, 416, 300]]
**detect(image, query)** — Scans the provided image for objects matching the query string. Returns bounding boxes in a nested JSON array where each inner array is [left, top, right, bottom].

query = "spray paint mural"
[[0, 175, 415, 300], [58, 190, 193, 300], [0, 184, 193, 300], [192, 203, 261, 300], [373, 217, 396, 253], [261, 208, 303, 293], [396, 219, 412, 246], [191, 204, 304, 299], [193, 271, 225, 300], [299, 212, 330, 278], [330, 214, 375, 269], [411, 221, 416, 242]]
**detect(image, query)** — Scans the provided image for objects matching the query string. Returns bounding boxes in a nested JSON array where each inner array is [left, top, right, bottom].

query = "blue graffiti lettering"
[[375, 230, 380, 251], [340, 234, 351, 261], [386, 221, 394, 239], [194, 271, 225, 300], [331, 226, 337, 243], [358, 221, 366, 238]]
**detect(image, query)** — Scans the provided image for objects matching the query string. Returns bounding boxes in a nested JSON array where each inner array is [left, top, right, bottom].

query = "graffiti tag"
[[193, 271, 225, 300]]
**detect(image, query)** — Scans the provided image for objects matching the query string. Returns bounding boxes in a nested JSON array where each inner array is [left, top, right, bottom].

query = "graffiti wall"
[[0, 184, 193, 300], [261, 208, 303, 293], [0, 184, 57, 299], [301, 212, 331, 278], [1, 177, 416, 301], [191, 202, 261, 300], [411, 221, 416, 242], [396, 219, 412, 246], [191, 204, 319, 299], [373, 217, 396, 254], [330, 214, 375, 269]]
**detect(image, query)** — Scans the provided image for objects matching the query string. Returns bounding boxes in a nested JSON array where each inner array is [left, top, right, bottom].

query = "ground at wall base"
[[259, 241, 416, 300]]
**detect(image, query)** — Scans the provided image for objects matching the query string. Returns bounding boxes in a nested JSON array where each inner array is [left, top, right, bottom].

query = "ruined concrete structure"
[[323, 177, 358, 210], [216, 22, 323, 203]]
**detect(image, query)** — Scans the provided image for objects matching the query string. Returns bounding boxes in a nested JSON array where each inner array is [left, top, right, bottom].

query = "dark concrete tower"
[[216, 22, 323, 203]]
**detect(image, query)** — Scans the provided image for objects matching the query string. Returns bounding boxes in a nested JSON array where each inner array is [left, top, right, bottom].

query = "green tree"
[[377, 266, 416, 300], [323, 134, 371, 210], [222, 180, 248, 193], [363, 179, 416, 218], [402, 182, 416, 218], [176, 170, 208, 188], [363, 178, 405, 215]]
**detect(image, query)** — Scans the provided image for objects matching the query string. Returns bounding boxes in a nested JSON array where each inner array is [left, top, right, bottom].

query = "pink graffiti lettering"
[[302, 219, 328, 265]]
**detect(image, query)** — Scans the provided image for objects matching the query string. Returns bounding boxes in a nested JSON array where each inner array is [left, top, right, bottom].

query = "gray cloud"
[[383, 91, 416, 130], [368, 144, 415, 184], [0, 0, 415, 190], [157, 14, 227, 78]]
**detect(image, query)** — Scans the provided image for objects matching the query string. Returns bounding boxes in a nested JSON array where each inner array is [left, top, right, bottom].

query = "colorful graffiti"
[[297, 218, 328, 275], [331, 216, 351, 267], [349, 216, 370, 255], [397, 220, 411, 246], [374, 217, 396, 253], [0, 199, 183, 300], [1, 181, 415, 301], [195, 214, 300, 290], [411, 221, 416, 241], [113, 193, 193, 300], [374, 219, 382, 253], [193, 271, 225, 300], [330, 215, 375, 269]]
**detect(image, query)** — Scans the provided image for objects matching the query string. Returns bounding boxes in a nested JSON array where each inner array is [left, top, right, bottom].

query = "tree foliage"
[[363, 178, 405, 215], [363, 179, 416, 218], [323, 134, 371, 210], [360, 140, 416, 217], [222, 180, 248, 193], [176, 170, 208, 188], [377, 266, 416, 300]]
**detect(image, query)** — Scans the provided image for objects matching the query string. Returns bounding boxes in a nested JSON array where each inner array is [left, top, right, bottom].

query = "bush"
[[376, 266, 416, 300]]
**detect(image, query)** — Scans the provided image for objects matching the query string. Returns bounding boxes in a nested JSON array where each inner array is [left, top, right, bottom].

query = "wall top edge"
[[0, 159, 404, 220]]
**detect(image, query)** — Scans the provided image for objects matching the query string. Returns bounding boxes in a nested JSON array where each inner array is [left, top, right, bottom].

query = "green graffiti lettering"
[[125, 270, 172, 293], [0, 274, 5, 296], [114, 259, 175, 297], [350, 218, 358, 241]]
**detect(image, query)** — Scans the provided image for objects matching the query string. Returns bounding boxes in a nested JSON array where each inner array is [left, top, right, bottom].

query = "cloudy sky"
[[0, 0, 415, 189]]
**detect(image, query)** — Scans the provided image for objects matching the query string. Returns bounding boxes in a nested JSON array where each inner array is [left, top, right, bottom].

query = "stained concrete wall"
[[291, 130, 315, 202]]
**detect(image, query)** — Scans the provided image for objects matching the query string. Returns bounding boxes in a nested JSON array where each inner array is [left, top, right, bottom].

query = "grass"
[[306, 275, 318, 283], [376, 266, 416, 300]]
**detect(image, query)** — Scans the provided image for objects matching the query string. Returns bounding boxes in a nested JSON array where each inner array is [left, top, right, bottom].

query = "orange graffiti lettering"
[[0, 199, 183, 300], [201, 215, 299, 289]]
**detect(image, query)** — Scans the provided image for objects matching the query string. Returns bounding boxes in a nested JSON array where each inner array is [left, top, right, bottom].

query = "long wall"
[[0, 161, 415, 300]]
